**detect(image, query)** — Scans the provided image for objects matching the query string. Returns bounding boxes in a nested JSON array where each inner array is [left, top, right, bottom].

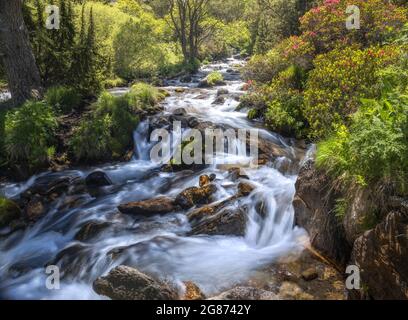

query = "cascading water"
[[0, 57, 308, 299]]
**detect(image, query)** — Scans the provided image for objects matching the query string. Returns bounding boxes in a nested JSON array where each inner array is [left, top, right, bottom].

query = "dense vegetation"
[[0, 0, 407, 210], [239, 0, 408, 214]]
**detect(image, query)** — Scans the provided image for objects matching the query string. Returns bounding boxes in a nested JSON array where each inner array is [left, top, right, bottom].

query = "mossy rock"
[[0, 197, 22, 228]]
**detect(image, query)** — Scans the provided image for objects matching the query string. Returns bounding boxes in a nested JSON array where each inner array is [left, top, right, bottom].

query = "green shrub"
[[300, 0, 407, 53], [103, 77, 127, 89], [304, 45, 400, 138], [242, 50, 289, 83], [4, 101, 57, 169], [70, 92, 140, 162], [45, 86, 81, 114], [206, 71, 224, 86], [316, 90, 408, 195], [127, 82, 164, 108]]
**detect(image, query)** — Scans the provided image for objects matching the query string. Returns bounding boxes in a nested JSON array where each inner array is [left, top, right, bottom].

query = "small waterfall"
[[0, 57, 308, 299]]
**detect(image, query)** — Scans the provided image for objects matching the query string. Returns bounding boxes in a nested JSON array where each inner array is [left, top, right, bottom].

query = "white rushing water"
[[0, 57, 308, 299]]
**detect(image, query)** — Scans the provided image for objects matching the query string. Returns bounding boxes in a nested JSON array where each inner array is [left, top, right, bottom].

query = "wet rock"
[[293, 160, 351, 267], [75, 220, 112, 242], [301, 268, 319, 281], [199, 175, 211, 187], [172, 108, 187, 116], [349, 210, 408, 300], [237, 181, 256, 197], [227, 167, 249, 181], [22, 173, 78, 200], [194, 93, 209, 100], [47, 243, 94, 279], [118, 196, 177, 216], [217, 88, 229, 96], [187, 116, 199, 128], [0, 197, 22, 228], [25, 196, 46, 222], [212, 95, 226, 105], [183, 281, 206, 300], [180, 75, 192, 83], [175, 184, 217, 209], [198, 78, 226, 88], [175, 88, 186, 93], [188, 206, 247, 237], [93, 266, 179, 300], [209, 287, 279, 300], [85, 170, 112, 188]]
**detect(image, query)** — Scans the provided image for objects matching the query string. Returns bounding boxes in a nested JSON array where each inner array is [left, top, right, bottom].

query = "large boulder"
[[293, 160, 352, 267], [349, 208, 408, 300], [0, 197, 21, 228], [93, 266, 179, 300], [85, 170, 112, 188], [118, 196, 177, 215]]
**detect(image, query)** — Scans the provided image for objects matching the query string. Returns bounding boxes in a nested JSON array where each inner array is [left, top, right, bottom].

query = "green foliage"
[[4, 101, 57, 169], [334, 198, 348, 220], [304, 46, 400, 138], [206, 72, 224, 86], [242, 49, 289, 83], [70, 90, 148, 162], [300, 0, 408, 54], [0, 197, 22, 228], [127, 83, 164, 107], [247, 108, 259, 120], [316, 88, 408, 195], [45, 86, 81, 114]]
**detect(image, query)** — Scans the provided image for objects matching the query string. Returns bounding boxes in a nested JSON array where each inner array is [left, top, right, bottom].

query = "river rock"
[[293, 160, 351, 267], [0, 197, 22, 228], [209, 287, 279, 300], [187, 116, 199, 128], [188, 206, 247, 237], [93, 265, 179, 300], [175, 184, 217, 209], [175, 88, 186, 93], [237, 182, 256, 197], [212, 96, 226, 105], [217, 88, 229, 96], [118, 196, 177, 215], [301, 268, 319, 281], [75, 220, 112, 242], [227, 167, 249, 181], [85, 170, 112, 187], [183, 281, 206, 300], [25, 196, 46, 222], [349, 209, 408, 300], [172, 108, 187, 116]]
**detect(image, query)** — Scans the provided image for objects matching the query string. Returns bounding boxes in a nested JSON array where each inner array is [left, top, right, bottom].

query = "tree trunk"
[[0, 0, 43, 108]]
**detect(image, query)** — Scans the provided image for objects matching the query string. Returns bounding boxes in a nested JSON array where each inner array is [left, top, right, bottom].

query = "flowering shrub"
[[304, 45, 401, 138], [300, 0, 407, 53]]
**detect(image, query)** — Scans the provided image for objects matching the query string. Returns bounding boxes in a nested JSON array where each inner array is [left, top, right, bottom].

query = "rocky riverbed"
[[0, 57, 346, 300]]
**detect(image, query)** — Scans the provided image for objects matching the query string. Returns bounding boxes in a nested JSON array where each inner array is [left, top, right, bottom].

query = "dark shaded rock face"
[[93, 266, 179, 300], [349, 209, 408, 300], [293, 161, 352, 267], [85, 170, 112, 187], [118, 196, 177, 216]]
